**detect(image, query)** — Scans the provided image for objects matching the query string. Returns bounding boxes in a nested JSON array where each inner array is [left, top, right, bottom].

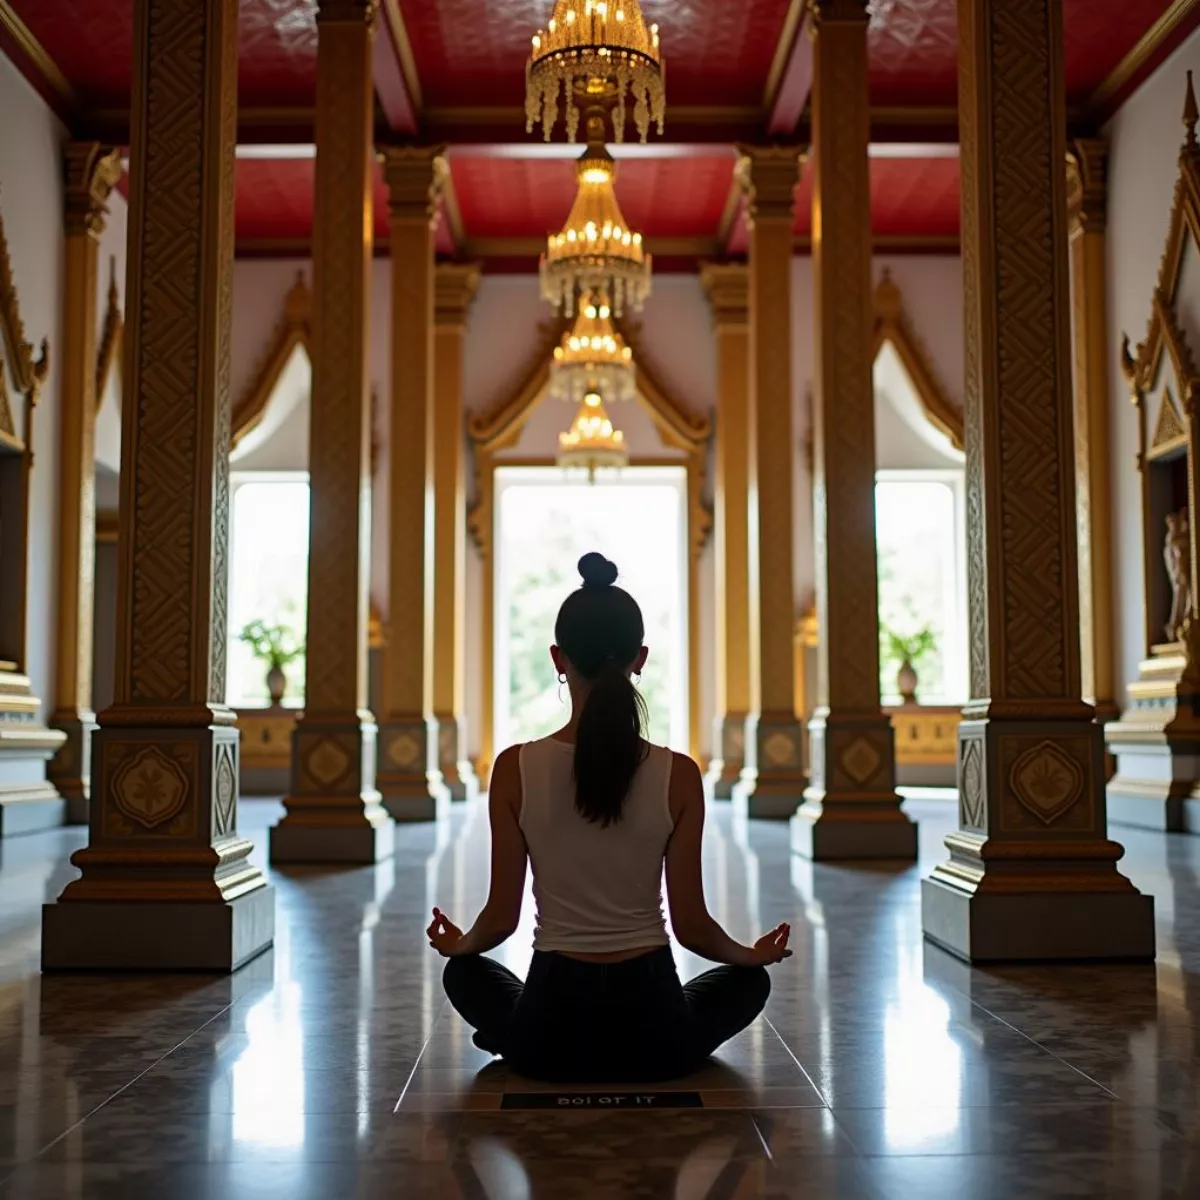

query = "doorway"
[[494, 465, 689, 752]]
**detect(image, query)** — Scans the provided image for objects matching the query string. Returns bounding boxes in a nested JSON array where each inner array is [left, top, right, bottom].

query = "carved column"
[[271, 0, 394, 864], [701, 264, 752, 799], [42, 0, 274, 970], [1067, 139, 1116, 729], [431, 264, 481, 801], [794, 0, 916, 860], [49, 143, 122, 824], [921, 0, 1154, 961], [377, 146, 445, 820], [735, 147, 807, 818]]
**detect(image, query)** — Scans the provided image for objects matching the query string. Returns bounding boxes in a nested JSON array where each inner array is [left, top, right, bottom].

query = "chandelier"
[[551, 291, 636, 406], [541, 126, 652, 317], [527, 0, 666, 144], [558, 389, 628, 479]]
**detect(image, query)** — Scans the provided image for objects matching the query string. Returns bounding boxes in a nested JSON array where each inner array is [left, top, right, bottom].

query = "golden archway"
[[467, 322, 713, 781]]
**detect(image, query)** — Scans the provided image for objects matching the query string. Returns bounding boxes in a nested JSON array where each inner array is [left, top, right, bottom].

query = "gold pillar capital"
[[1066, 138, 1109, 236], [380, 145, 448, 224], [700, 263, 749, 328], [63, 142, 122, 240], [434, 263, 482, 329], [316, 0, 378, 26], [736, 145, 806, 225]]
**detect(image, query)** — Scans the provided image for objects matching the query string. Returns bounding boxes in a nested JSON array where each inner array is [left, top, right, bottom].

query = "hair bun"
[[578, 552, 618, 589]]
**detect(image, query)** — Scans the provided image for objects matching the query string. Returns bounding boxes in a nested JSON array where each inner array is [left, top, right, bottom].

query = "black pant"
[[442, 946, 770, 1083]]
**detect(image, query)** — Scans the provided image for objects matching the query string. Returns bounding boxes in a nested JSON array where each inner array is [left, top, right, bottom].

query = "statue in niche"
[[1165, 509, 1192, 643]]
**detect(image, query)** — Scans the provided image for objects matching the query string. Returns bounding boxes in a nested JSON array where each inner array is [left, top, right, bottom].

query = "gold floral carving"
[[872, 270, 963, 450], [95, 256, 123, 410], [1151, 387, 1186, 454], [63, 142, 122, 239], [0, 186, 51, 415], [231, 272, 311, 449], [1008, 740, 1085, 826], [112, 746, 190, 829]]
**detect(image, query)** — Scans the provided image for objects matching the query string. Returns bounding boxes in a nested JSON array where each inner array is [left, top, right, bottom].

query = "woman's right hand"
[[745, 923, 792, 966]]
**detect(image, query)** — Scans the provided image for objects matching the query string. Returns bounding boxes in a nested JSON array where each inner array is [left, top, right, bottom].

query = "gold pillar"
[[1067, 139, 1116, 726], [42, 0, 274, 970], [736, 147, 807, 818], [271, 0, 393, 864], [921, 0, 1154, 961], [377, 146, 446, 820], [795, 0, 916, 860], [700, 264, 752, 799], [49, 143, 122, 824], [431, 264, 481, 801]]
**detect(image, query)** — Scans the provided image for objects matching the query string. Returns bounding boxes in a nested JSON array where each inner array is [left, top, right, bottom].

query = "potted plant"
[[881, 624, 936, 705], [238, 620, 304, 707]]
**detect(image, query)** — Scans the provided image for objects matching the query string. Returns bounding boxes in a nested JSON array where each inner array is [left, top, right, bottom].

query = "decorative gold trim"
[[95, 510, 119, 545], [468, 333, 713, 776], [95, 255, 123, 409], [0, 0, 74, 104], [764, 0, 809, 113], [231, 272, 312, 449], [0, 189, 50, 411], [380, 0, 423, 112], [1086, 0, 1200, 118], [872, 268, 963, 449]]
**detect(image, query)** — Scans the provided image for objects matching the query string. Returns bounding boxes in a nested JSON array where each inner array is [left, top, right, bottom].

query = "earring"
[[557, 672, 568, 684]]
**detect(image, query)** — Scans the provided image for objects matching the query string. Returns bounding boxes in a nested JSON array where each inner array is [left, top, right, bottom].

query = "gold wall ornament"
[[95, 256, 123, 409], [526, 0, 665, 144], [42, 0, 274, 973], [232, 271, 312, 449], [51, 143, 122, 822], [467, 331, 712, 780], [541, 123, 652, 316], [871, 269, 963, 450], [1107, 75, 1200, 835], [273, 0, 393, 863], [921, 0, 1153, 964]]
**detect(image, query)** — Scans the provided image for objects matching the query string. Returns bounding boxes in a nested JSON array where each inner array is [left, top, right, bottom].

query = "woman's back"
[[519, 736, 674, 956]]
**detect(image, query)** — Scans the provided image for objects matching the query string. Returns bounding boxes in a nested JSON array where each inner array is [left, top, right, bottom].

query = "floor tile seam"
[[760, 1015, 833, 1110], [394, 998, 451, 1113], [23, 997, 240, 1165], [941, 992, 1122, 1100]]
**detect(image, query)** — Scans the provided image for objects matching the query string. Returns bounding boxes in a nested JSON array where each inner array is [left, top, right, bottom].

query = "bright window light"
[[227, 473, 310, 708], [875, 471, 967, 704], [494, 466, 689, 753]]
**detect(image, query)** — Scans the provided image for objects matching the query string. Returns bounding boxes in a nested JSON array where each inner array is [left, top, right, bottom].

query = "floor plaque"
[[501, 1092, 704, 1110]]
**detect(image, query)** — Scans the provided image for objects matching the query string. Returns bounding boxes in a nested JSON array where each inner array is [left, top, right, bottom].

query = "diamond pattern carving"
[[213, 741, 237, 836], [305, 736, 353, 788], [840, 736, 882, 786], [112, 746, 190, 829], [959, 736, 984, 828], [1009, 740, 1084, 825]]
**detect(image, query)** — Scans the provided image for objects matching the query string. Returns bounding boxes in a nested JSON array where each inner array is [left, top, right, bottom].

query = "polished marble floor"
[[2, 796, 1200, 1198]]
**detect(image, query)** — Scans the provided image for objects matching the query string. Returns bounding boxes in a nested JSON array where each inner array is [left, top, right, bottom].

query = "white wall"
[[1106, 28, 1200, 704], [0, 54, 65, 719]]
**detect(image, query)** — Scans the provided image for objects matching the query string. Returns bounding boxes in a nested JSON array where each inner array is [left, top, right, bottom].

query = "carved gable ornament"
[[1124, 73, 1200, 432], [0, 187, 50, 447]]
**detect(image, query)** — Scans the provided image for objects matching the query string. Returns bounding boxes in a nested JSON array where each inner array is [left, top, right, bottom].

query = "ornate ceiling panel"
[[397, 0, 792, 108]]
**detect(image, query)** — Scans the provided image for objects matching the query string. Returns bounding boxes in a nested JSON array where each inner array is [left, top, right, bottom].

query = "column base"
[[733, 713, 806, 819], [42, 885, 276, 972], [791, 805, 918, 860], [272, 713, 395, 864], [921, 876, 1155, 963], [377, 716, 446, 821], [48, 710, 96, 824], [0, 782, 66, 837], [435, 714, 478, 802], [705, 713, 747, 800], [799, 710, 915, 859]]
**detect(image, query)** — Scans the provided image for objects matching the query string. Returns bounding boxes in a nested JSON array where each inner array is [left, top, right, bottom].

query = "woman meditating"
[[427, 552, 792, 1083]]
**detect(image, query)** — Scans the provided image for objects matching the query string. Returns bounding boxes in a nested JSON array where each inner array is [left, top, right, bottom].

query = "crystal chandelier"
[[527, 0, 666, 144], [551, 291, 636, 406], [557, 389, 628, 479], [541, 123, 652, 317]]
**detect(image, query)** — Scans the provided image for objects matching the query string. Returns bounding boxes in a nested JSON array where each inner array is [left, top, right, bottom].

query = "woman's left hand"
[[427, 907, 467, 957]]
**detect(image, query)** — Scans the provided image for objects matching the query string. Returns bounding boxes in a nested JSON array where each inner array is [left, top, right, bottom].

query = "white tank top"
[[518, 736, 675, 954]]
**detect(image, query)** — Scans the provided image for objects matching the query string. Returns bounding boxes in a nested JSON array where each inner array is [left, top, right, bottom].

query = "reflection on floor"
[[2, 797, 1200, 1198]]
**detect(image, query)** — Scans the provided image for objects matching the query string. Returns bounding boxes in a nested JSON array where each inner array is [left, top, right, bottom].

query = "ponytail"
[[574, 660, 649, 827], [555, 553, 649, 827]]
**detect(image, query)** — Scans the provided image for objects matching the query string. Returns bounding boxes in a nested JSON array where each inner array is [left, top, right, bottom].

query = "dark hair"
[[555, 552, 649, 827]]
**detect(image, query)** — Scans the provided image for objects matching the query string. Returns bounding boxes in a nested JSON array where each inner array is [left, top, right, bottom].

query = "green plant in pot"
[[238, 620, 304, 707], [881, 624, 936, 705]]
